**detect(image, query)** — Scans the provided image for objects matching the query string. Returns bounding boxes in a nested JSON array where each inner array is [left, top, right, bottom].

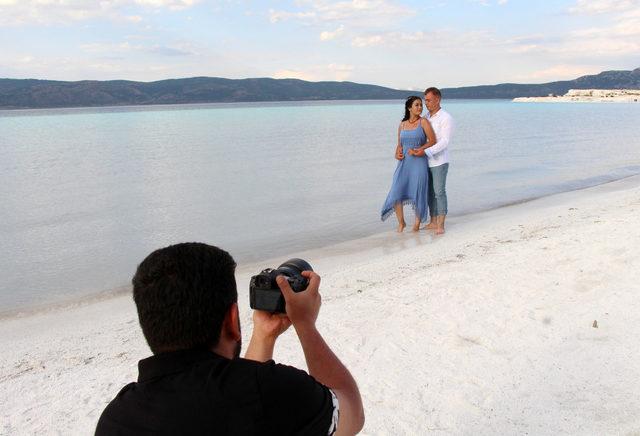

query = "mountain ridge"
[[1, 68, 638, 109]]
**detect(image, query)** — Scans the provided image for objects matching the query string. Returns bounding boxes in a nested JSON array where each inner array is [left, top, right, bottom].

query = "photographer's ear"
[[222, 302, 241, 342]]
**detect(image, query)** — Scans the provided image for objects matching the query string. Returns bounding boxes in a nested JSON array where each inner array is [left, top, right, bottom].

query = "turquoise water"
[[1, 100, 640, 312]]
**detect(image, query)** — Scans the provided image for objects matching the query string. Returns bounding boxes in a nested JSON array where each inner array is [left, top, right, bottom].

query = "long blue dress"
[[380, 122, 429, 222]]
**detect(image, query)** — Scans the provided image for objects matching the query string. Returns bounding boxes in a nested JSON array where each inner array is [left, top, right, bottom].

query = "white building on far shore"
[[513, 89, 640, 103]]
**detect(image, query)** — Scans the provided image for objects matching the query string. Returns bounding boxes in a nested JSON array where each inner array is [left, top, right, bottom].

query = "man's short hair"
[[424, 87, 442, 99], [132, 242, 237, 354]]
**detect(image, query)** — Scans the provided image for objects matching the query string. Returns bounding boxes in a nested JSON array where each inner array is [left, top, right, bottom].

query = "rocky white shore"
[[514, 89, 640, 103]]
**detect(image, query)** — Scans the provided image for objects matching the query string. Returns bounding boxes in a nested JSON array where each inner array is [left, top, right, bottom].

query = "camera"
[[249, 258, 313, 313]]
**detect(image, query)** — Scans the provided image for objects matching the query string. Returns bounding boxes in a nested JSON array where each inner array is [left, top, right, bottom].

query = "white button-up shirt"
[[424, 108, 453, 168]]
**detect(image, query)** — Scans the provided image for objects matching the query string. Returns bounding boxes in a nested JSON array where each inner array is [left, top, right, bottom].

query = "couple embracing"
[[381, 87, 454, 234]]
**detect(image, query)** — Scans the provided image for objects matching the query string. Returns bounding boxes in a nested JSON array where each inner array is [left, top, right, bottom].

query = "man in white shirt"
[[419, 87, 454, 234]]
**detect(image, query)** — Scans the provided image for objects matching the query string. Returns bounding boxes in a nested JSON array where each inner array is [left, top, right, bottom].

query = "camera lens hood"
[[277, 258, 313, 274]]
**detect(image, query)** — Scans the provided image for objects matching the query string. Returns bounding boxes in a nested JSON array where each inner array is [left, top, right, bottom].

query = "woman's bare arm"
[[395, 122, 404, 160]]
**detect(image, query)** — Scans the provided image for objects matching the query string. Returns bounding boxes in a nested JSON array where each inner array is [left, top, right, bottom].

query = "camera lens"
[[274, 258, 313, 293], [276, 258, 313, 276]]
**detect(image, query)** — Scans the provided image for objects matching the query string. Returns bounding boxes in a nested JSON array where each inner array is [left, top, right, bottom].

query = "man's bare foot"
[[435, 226, 445, 235], [397, 221, 406, 233], [412, 224, 420, 232], [424, 222, 437, 230]]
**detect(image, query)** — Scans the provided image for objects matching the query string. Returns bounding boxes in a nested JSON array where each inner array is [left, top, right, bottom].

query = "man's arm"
[[415, 118, 436, 154], [425, 114, 453, 159], [244, 311, 291, 362], [278, 273, 365, 435]]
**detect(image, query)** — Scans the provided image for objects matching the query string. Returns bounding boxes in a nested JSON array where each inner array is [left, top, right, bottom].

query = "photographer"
[[95, 242, 364, 435]]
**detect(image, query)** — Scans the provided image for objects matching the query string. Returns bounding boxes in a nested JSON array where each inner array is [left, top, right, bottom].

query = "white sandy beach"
[[1, 175, 640, 435]]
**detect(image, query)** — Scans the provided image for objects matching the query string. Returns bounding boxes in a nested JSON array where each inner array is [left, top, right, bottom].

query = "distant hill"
[[0, 77, 411, 109], [442, 68, 640, 99], [0, 68, 638, 109]]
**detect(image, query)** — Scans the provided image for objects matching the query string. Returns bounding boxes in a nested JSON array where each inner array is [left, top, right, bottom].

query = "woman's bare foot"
[[412, 218, 421, 232], [435, 226, 445, 235], [397, 221, 406, 232], [424, 221, 437, 230]]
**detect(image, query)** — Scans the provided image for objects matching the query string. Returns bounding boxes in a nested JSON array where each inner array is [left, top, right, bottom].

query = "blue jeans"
[[428, 163, 449, 217]]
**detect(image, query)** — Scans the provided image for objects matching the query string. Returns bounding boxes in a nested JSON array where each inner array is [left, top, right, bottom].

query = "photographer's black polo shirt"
[[95, 349, 337, 435]]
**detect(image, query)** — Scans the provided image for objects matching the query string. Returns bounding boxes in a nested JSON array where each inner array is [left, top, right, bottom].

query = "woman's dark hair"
[[403, 96, 422, 121], [132, 242, 237, 354]]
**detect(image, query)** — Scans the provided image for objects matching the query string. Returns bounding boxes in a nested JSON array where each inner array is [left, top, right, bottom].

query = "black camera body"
[[249, 258, 312, 313]]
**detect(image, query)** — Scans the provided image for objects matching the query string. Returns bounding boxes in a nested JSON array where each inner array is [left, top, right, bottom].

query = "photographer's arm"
[[278, 273, 365, 436], [245, 311, 291, 362]]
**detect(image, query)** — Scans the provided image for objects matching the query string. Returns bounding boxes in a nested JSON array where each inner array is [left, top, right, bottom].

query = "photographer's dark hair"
[[132, 242, 237, 354], [424, 87, 442, 99], [403, 95, 422, 121]]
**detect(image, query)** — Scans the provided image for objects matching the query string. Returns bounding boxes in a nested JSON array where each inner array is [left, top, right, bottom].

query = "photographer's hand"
[[244, 311, 291, 362], [276, 272, 321, 329], [278, 272, 365, 436]]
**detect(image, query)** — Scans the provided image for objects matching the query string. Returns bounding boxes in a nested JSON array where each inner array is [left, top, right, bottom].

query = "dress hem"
[[381, 199, 427, 222]]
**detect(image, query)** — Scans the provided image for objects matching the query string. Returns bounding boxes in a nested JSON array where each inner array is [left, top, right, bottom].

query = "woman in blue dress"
[[381, 96, 437, 232]]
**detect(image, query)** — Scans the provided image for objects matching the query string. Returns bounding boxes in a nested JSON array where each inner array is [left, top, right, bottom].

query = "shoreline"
[[2, 173, 640, 433], [4, 171, 640, 321]]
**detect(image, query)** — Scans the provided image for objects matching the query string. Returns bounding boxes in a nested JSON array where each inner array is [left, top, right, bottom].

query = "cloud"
[[565, 37, 639, 55], [327, 62, 354, 80], [352, 30, 429, 47], [269, 0, 414, 27], [0, 0, 200, 26], [268, 9, 316, 24], [80, 41, 197, 57], [133, 0, 198, 10], [320, 24, 345, 41], [509, 4, 640, 58], [351, 35, 384, 47], [615, 9, 640, 35], [148, 44, 196, 56], [0, 46, 260, 82], [273, 63, 355, 81], [351, 29, 495, 49], [273, 69, 316, 81], [569, 0, 638, 15], [571, 5, 640, 37], [311, 0, 413, 23], [516, 65, 601, 81], [469, 0, 508, 6], [80, 42, 144, 54], [0, 2, 105, 25]]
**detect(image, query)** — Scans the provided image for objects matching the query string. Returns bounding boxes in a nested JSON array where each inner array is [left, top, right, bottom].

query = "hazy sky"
[[0, 0, 638, 89]]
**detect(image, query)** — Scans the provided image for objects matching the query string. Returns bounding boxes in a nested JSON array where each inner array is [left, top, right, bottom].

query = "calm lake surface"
[[2, 99, 640, 312]]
